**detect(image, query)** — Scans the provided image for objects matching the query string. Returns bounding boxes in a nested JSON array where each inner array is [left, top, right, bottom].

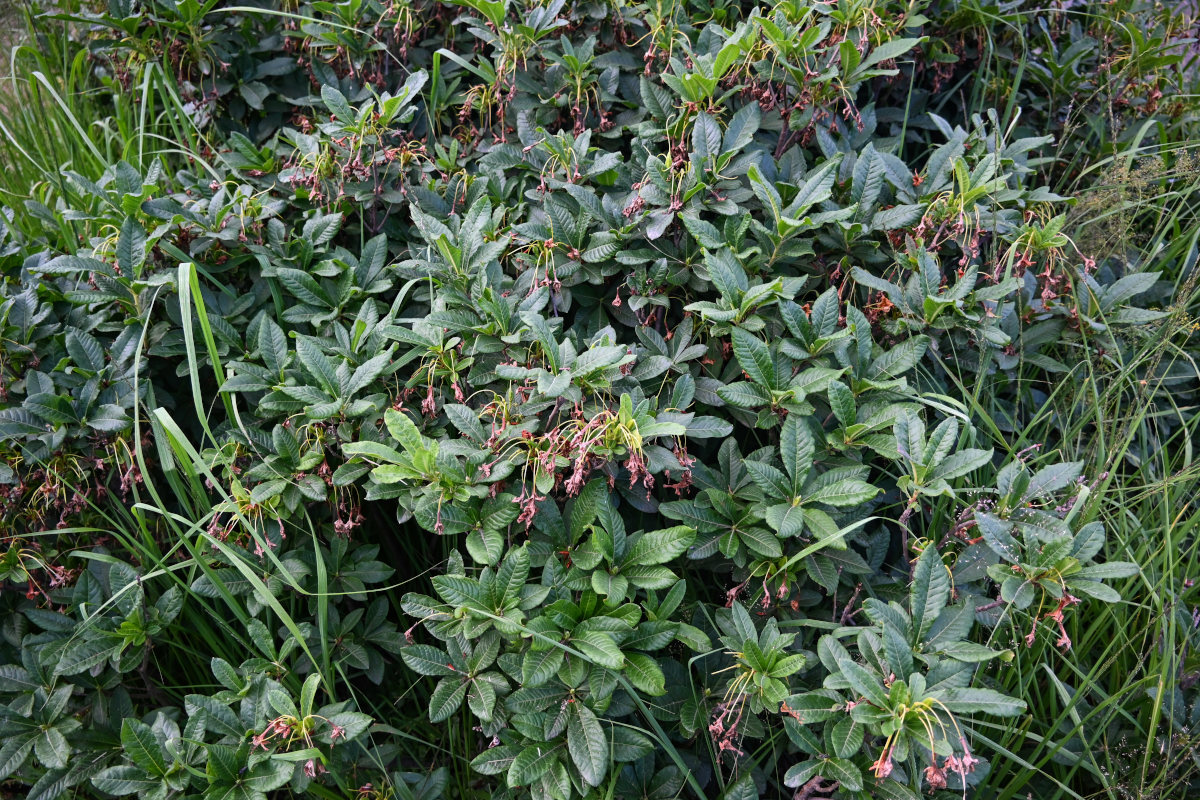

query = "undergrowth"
[[0, 1, 1198, 799]]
